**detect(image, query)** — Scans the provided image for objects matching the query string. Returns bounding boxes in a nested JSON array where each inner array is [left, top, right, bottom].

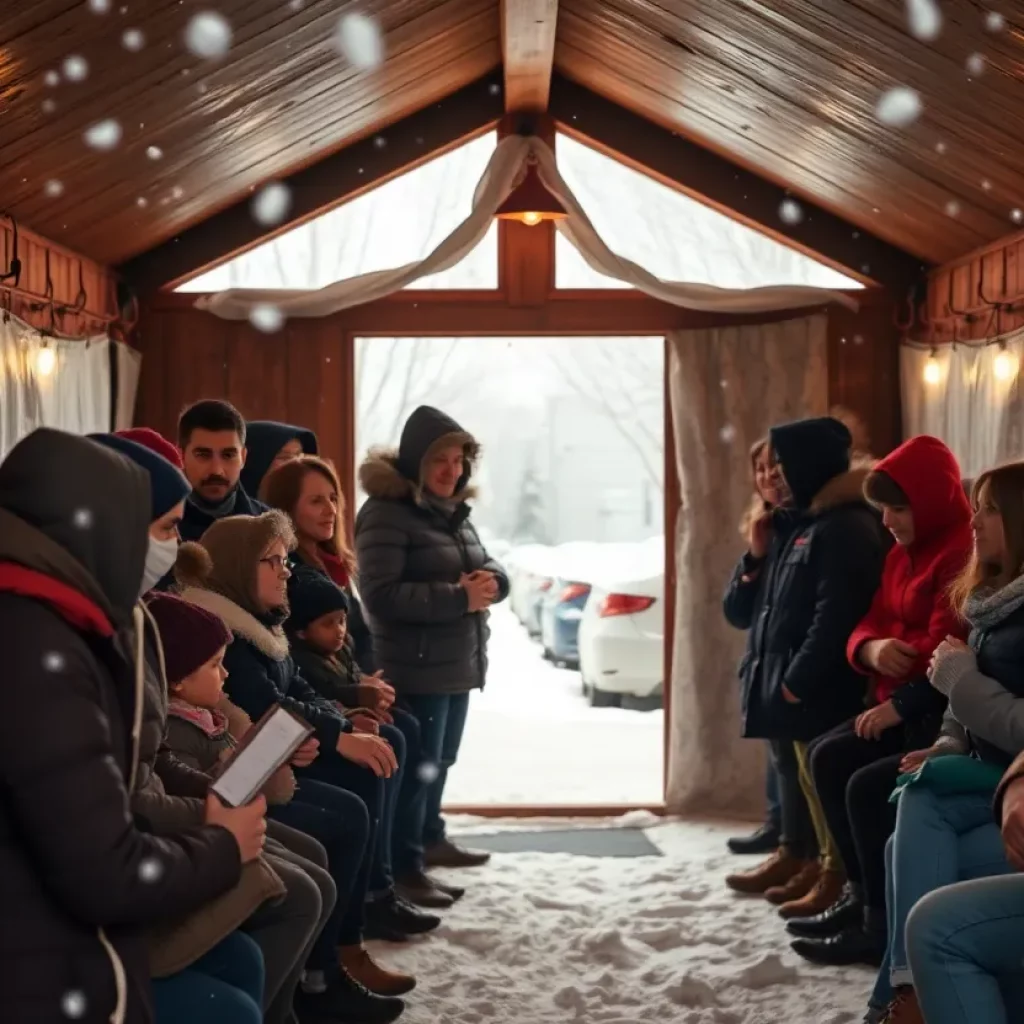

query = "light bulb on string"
[[36, 344, 56, 377], [923, 351, 941, 385], [994, 347, 1018, 382]]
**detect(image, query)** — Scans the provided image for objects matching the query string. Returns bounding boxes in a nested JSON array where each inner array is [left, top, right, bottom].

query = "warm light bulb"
[[35, 346, 56, 377], [994, 349, 1018, 381], [923, 357, 941, 385], [521, 211, 542, 226]]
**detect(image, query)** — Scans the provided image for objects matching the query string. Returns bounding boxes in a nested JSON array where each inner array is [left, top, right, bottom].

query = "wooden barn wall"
[[924, 229, 1024, 344], [0, 219, 120, 336]]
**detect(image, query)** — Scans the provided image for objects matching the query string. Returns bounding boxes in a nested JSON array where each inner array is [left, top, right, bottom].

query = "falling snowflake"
[[906, 0, 942, 40], [719, 425, 737, 445], [44, 69, 60, 87], [251, 182, 291, 226], [62, 55, 89, 82], [335, 12, 384, 70], [373, 135, 387, 149], [249, 304, 285, 333], [136, 197, 148, 208], [1012, 209, 1024, 224], [42, 98, 56, 113], [417, 761, 440, 784], [43, 651, 66, 672], [61, 990, 87, 1019], [983, 179, 993, 191], [146, 145, 163, 160], [861, 263, 872, 274], [87, 0, 111, 12], [122, 28, 145, 51], [945, 200, 961, 217], [185, 11, 232, 59], [778, 198, 803, 225], [138, 856, 163, 883], [488, 83, 501, 95], [73, 507, 94, 529], [966, 52, 987, 76], [289, 0, 303, 8], [876, 87, 922, 127], [719, 379, 728, 389], [171, 186, 184, 200], [84, 119, 122, 150], [44, 179, 64, 197], [853, 334, 865, 345], [986, 11, 1006, 31], [935, 141, 947, 154]]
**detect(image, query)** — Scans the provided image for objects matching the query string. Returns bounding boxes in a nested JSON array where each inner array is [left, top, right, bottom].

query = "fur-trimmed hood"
[[808, 456, 876, 516], [771, 416, 864, 512], [359, 447, 479, 504], [177, 585, 290, 662]]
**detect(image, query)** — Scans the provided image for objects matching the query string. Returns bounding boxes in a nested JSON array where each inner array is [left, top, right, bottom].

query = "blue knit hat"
[[287, 566, 349, 632], [90, 433, 190, 520]]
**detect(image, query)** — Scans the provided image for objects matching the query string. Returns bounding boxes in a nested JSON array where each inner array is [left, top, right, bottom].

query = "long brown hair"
[[949, 461, 1024, 613], [739, 437, 771, 537], [260, 455, 355, 576]]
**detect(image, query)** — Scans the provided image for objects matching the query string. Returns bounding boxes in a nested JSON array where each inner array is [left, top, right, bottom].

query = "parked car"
[[506, 544, 554, 635], [539, 575, 592, 667], [578, 542, 664, 709]]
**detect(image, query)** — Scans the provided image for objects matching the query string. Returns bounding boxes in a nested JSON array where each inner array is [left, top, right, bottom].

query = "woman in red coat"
[[786, 435, 973, 967]]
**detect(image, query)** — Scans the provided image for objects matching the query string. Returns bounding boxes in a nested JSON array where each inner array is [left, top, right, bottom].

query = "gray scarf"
[[966, 573, 1024, 632], [187, 487, 239, 521]]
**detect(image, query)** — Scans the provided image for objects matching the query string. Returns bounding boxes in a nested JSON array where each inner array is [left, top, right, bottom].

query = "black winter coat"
[[724, 422, 888, 741], [0, 430, 241, 1024], [354, 406, 509, 695]]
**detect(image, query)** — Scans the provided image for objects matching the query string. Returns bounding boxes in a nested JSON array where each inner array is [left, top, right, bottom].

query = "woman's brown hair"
[[260, 455, 355, 576], [739, 437, 771, 537], [949, 461, 1024, 613]]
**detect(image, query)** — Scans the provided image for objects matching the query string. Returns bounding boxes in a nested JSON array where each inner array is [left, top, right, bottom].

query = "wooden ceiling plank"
[[501, 0, 559, 111], [117, 75, 504, 293], [548, 74, 929, 292]]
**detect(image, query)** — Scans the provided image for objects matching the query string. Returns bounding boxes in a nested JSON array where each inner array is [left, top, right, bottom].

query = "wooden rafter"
[[118, 76, 505, 294], [501, 0, 558, 112]]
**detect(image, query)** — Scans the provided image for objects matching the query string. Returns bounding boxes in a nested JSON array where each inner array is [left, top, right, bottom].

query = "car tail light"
[[560, 582, 590, 603], [599, 593, 656, 617], [537, 578, 552, 591]]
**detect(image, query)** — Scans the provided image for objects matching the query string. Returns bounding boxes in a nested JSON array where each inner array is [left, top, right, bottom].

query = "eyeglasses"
[[259, 555, 289, 573]]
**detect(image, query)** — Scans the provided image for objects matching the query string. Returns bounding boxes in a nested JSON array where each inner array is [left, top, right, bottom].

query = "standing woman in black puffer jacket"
[[355, 406, 510, 872]]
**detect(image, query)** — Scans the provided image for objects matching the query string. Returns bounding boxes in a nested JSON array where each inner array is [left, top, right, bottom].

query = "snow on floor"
[[444, 605, 663, 806], [375, 818, 873, 1024]]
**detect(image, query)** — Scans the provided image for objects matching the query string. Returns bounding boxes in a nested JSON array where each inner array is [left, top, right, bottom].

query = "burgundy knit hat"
[[145, 592, 232, 686], [117, 427, 184, 471]]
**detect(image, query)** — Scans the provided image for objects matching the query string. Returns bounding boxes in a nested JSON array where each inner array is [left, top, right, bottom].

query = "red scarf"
[[319, 550, 351, 589]]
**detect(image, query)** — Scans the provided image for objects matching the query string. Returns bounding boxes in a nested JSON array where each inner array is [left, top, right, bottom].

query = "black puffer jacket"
[[0, 429, 241, 1024], [354, 406, 509, 695], [724, 418, 888, 741]]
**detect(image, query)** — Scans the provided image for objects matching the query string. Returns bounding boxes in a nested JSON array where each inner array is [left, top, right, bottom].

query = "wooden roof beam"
[[502, 0, 558, 112], [548, 75, 929, 294], [118, 75, 505, 294]]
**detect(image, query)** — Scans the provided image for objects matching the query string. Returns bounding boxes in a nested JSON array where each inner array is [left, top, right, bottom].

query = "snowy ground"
[[374, 816, 873, 1024], [444, 605, 664, 806]]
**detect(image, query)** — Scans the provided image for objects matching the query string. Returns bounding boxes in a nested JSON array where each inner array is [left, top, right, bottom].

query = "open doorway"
[[354, 335, 664, 808]]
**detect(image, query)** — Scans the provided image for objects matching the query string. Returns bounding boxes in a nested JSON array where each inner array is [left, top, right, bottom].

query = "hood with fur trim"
[[177, 585, 290, 662], [808, 456, 876, 516]]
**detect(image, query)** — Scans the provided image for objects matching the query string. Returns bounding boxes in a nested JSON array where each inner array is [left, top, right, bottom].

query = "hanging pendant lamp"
[[495, 154, 568, 227]]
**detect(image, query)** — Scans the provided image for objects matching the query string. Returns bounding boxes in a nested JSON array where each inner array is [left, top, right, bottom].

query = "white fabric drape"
[[197, 136, 859, 321], [0, 313, 142, 459], [901, 331, 1024, 478], [666, 315, 829, 816]]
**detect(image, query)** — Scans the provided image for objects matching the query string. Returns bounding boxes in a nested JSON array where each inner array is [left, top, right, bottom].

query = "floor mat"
[[458, 826, 662, 858]]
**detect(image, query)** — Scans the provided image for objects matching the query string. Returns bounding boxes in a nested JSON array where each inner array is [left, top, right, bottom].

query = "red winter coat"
[[846, 436, 972, 710]]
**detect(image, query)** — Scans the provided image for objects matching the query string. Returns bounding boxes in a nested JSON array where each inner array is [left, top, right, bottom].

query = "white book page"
[[212, 708, 308, 807]]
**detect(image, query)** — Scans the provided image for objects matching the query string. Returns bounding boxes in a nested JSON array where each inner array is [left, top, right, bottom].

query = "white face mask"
[[141, 534, 179, 595]]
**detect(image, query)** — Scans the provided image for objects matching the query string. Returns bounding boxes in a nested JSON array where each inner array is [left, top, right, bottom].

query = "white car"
[[578, 547, 664, 709]]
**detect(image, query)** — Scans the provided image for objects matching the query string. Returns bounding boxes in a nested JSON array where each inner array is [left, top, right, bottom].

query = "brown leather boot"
[[339, 944, 416, 996], [881, 988, 924, 1024], [725, 848, 810, 895], [765, 859, 820, 905], [777, 867, 845, 920]]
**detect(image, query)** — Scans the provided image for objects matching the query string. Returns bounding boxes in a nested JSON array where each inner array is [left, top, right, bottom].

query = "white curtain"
[[901, 330, 1024, 478], [0, 313, 142, 459], [666, 315, 829, 816], [197, 135, 859, 321]]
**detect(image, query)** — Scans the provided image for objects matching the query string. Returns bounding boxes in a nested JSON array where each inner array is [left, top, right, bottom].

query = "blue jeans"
[[388, 706, 425, 875], [869, 786, 1011, 1008], [152, 931, 264, 1024], [270, 777, 370, 956], [401, 693, 470, 848], [907, 875, 1024, 1024]]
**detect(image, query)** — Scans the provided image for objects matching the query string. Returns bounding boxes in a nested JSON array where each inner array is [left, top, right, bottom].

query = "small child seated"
[[287, 567, 388, 722]]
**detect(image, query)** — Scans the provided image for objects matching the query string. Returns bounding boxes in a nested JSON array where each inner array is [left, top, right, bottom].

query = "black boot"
[[789, 922, 886, 968], [786, 883, 863, 939], [425, 838, 491, 868], [364, 891, 441, 942], [726, 822, 780, 855], [396, 870, 457, 909], [296, 970, 406, 1024]]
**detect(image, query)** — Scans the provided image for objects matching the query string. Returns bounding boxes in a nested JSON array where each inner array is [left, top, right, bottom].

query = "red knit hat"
[[117, 427, 184, 471], [144, 592, 232, 686]]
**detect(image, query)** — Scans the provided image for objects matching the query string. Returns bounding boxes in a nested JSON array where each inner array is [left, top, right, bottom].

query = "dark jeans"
[[297, 732, 402, 899], [152, 931, 264, 1024], [388, 706, 426, 876], [769, 736, 816, 859], [809, 717, 910, 910], [765, 743, 782, 831], [269, 777, 370, 956], [401, 692, 470, 848]]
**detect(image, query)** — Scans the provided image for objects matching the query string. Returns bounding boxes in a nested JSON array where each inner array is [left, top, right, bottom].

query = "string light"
[[994, 345, 1018, 382], [35, 344, 56, 377], [923, 350, 941, 385]]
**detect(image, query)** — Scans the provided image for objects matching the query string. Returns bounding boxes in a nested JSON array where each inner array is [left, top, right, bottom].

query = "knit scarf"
[[167, 697, 229, 738], [965, 573, 1024, 632], [187, 487, 238, 521]]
